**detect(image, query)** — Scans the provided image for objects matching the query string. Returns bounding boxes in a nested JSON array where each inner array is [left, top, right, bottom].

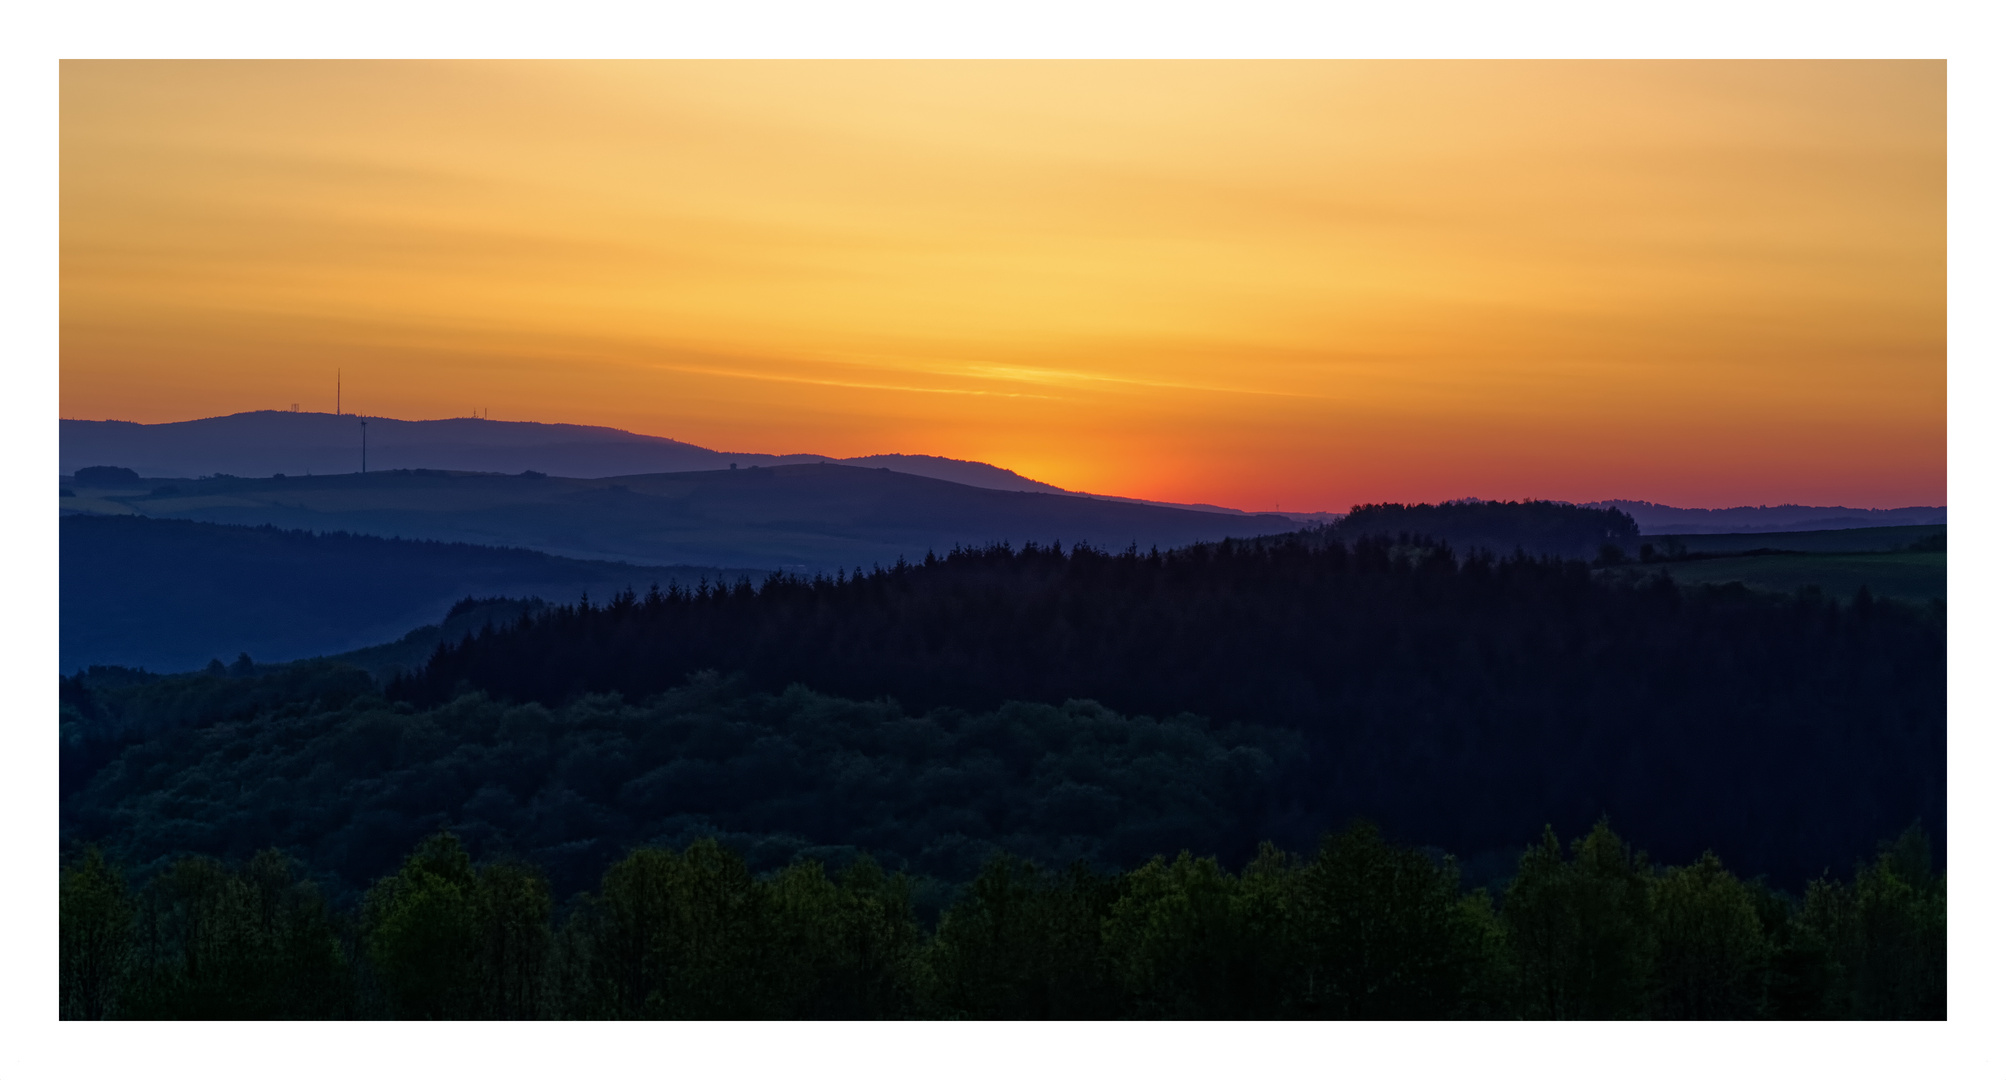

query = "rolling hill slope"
[[62, 463, 1300, 571], [61, 515, 744, 674]]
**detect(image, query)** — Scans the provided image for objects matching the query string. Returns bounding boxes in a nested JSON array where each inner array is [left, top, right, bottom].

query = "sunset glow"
[[60, 61, 1945, 510]]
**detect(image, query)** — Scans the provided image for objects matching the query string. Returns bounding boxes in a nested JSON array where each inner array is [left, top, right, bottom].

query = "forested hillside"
[[63, 668, 1299, 903], [396, 528, 1944, 887]]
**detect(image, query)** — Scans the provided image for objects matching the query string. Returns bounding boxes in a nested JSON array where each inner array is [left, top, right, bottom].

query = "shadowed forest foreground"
[[62, 821, 1944, 1020], [59, 508, 1945, 1018]]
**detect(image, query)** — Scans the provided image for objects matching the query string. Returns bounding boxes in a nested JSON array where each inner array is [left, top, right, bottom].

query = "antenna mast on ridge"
[[337, 369, 342, 416]]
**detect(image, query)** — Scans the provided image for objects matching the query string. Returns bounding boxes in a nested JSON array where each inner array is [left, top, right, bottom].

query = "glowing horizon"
[[61, 61, 1945, 512]]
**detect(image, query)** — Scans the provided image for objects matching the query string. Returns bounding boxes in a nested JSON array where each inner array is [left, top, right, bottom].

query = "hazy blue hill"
[[63, 463, 1300, 571], [61, 515, 743, 674]]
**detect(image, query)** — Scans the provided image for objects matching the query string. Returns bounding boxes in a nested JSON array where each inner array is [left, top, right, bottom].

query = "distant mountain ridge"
[[61, 411, 1338, 519], [62, 411, 1300, 515], [1584, 499, 1947, 535], [61, 410, 1069, 493]]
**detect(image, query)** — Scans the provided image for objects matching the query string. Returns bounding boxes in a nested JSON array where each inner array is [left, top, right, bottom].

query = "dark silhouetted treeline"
[[393, 531, 1944, 886], [63, 672, 1302, 904], [1332, 499, 1639, 559], [61, 821, 1945, 1019]]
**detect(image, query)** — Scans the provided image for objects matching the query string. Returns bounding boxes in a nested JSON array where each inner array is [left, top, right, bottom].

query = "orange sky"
[[60, 61, 1944, 511]]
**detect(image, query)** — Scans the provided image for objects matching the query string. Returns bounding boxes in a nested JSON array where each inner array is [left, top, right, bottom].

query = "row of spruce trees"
[[62, 820, 1943, 1020], [388, 534, 1945, 890]]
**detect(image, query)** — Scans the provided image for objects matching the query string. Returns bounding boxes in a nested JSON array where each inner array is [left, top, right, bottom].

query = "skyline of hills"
[[63, 410, 1943, 528]]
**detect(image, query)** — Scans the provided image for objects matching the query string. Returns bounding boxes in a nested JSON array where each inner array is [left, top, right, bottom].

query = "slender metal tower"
[[337, 369, 342, 416], [360, 419, 368, 473]]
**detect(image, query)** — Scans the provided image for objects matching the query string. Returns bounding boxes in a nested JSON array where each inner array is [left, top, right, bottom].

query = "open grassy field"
[[1604, 549, 1945, 606], [1602, 524, 1948, 606], [1640, 523, 1945, 556]]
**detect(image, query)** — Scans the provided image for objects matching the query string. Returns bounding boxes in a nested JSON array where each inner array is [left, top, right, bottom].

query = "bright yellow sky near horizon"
[[61, 61, 1944, 511]]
